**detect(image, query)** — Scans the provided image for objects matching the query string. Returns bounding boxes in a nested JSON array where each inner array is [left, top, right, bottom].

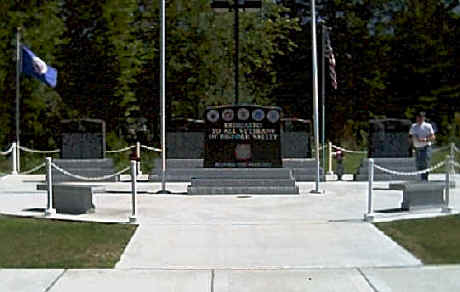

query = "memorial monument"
[[368, 119, 412, 158], [53, 119, 115, 182], [60, 119, 106, 159], [187, 105, 298, 194], [204, 105, 282, 168], [281, 118, 313, 159], [150, 108, 320, 182], [355, 118, 417, 181], [167, 118, 205, 159]]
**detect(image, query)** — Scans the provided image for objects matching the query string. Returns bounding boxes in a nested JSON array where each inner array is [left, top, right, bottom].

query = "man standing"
[[409, 112, 436, 181]]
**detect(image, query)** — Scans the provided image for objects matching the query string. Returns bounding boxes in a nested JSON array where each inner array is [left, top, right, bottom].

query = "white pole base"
[[310, 189, 326, 195], [327, 171, 334, 175], [129, 216, 137, 223], [442, 207, 454, 214], [45, 208, 56, 216], [11, 171, 18, 175], [364, 213, 375, 222]]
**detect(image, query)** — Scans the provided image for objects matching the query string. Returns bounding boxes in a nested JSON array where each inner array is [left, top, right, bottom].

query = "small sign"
[[204, 105, 282, 168]]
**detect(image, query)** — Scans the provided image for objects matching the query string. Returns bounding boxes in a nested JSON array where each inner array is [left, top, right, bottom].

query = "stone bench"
[[388, 182, 447, 211], [37, 185, 99, 214]]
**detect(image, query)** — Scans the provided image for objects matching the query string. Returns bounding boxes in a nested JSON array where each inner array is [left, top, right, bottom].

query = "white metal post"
[[365, 158, 375, 221], [130, 160, 137, 223], [16, 142, 21, 174], [12, 142, 18, 175], [310, 0, 323, 194], [443, 155, 453, 213], [45, 157, 56, 216], [327, 141, 333, 175], [158, 0, 169, 194], [321, 22, 326, 179], [16, 28, 21, 174], [136, 141, 142, 175]]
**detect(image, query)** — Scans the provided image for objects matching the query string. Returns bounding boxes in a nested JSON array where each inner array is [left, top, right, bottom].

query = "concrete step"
[[151, 168, 294, 180], [154, 159, 203, 169], [53, 158, 114, 168], [360, 158, 415, 164], [187, 185, 300, 195], [52, 175, 117, 183], [153, 158, 322, 170], [51, 167, 117, 183], [190, 178, 296, 187], [357, 166, 417, 175], [150, 170, 323, 182], [282, 159, 317, 169], [292, 168, 324, 175], [294, 175, 325, 182], [354, 174, 420, 181], [52, 167, 115, 172], [359, 163, 417, 169]]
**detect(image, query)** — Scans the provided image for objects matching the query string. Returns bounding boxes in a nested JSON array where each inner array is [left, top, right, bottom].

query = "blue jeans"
[[415, 146, 432, 181]]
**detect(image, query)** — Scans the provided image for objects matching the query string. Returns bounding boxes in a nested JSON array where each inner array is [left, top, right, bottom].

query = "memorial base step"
[[52, 159, 116, 183], [185, 168, 299, 195], [153, 158, 323, 169], [190, 178, 296, 187], [151, 159, 323, 182], [354, 174, 420, 181], [187, 186, 299, 195], [355, 157, 417, 181]]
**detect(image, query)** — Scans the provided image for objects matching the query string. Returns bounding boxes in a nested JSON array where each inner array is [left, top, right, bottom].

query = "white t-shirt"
[[409, 122, 434, 148]]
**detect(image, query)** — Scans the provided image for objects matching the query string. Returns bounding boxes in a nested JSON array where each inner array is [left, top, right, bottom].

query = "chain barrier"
[[0, 145, 14, 156], [19, 146, 60, 154], [452, 161, 460, 170], [106, 145, 162, 153], [19, 162, 46, 175], [454, 146, 460, 154], [140, 145, 162, 152], [374, 160, 446, 176], [333, 144, 448, 155], [332, 144, 367, 154], [51, 163, 130, 181], [432, 145, 451, 153], [106, 145, 136, 153]]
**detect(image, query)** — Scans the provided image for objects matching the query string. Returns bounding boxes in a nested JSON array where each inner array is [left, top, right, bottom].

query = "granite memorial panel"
[[60, 119, 106, 159], [369, 118, 412, 158], [281, 118, 312, 158], [167, 118, 205, 159], [204, 105, 282, 168]]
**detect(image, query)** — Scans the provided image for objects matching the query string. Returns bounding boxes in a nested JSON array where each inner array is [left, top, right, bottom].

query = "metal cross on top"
[[210, 0, 262, 105]]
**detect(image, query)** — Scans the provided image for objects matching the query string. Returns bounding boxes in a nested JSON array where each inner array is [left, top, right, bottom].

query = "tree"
[[0, 0, 66, 148]]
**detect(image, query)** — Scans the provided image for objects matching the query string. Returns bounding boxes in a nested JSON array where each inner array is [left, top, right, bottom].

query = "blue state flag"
[[21, 45, 58, 88]]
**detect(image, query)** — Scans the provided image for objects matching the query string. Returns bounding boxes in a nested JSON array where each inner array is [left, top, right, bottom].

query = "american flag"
[[326, 31, 337, 90]]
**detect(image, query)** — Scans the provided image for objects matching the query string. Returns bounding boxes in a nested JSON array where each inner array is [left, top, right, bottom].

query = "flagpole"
[[16, 27, 21, 173], [158, 0, 170, 194], [321, 22, 326, 180], [310, 0, 322, 194]]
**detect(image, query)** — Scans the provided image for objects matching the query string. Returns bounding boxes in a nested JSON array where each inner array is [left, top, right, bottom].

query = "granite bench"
[[37, 185, 98, 214], [388, 182, 446, 211]]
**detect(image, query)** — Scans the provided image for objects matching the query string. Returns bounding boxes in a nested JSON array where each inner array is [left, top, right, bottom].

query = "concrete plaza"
[[0, 174, 459, 291]]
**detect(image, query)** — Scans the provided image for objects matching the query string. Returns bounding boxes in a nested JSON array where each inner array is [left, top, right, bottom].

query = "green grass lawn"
[[375, 215, 460, 264], [0, 216, 137, 268]]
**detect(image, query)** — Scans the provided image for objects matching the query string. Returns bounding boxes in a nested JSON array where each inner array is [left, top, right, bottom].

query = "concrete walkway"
[[2, 266, 460, 292], [1, 175, 460, 291]]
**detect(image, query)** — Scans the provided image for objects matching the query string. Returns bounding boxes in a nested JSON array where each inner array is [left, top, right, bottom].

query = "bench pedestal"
[[389, 182, 447, 211], [51, 185, 96, 214]]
